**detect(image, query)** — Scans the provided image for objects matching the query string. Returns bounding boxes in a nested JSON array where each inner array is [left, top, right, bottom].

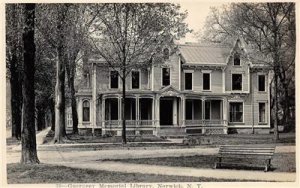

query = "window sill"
[[202, 90, 211, 92], [258, 91, 267, 93]]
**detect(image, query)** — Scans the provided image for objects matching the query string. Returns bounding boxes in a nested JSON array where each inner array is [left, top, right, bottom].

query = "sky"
[[179, 1, 226, 43]]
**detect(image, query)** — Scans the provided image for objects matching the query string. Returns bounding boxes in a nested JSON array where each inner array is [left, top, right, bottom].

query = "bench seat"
[[215, 145, 276, 172]]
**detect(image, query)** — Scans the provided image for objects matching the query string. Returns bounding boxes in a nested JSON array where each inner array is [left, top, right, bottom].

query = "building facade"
[[73, 39, 271, 136]]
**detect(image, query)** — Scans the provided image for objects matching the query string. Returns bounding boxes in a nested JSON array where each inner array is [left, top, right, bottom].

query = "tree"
[[6, 4, 23, 139], [89, 3, 190, 143], [21, 3, 39, 164], [200, 3, 295, 140], [64, 4, 98, 134], [35, 4, 97, 138]]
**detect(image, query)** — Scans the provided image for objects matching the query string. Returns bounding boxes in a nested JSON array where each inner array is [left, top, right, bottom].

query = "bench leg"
[[215, 157, 222, 169], [264, 159, 271, 172]]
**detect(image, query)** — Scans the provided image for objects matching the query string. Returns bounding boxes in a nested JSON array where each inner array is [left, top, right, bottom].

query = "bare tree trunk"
[[53, 7, 67, 143], [50, 99, 55, 131], [121, 75, 126, 144], [70, 79, 78, 134], [9, 4, 22, 140], [21, 3, 39, 164], [66, 55, 79, 134], [273, 71, 279, 141], [10, 53, 22, 140], [37, 106, 45, 131], [53, 47, 66, 143]]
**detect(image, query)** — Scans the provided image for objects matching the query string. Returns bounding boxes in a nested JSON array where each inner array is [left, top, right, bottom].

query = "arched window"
[[82, 100, 90, 122], [163, 48, 169, 59]]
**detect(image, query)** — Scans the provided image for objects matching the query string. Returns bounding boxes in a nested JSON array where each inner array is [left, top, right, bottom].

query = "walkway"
[[51, 161, 296, 182]]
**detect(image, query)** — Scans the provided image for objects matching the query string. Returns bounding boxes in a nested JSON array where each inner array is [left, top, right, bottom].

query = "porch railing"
[[102, 120, 156, 128], [184, 119, 227, 126]]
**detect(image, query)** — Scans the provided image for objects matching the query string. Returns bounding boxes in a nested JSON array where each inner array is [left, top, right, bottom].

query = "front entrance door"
[[160, 98, 173, 125]]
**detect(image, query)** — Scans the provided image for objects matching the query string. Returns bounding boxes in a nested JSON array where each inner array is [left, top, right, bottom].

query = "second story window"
[[232, 74, 242, 91], [131, 70, 140, 89], [203, 73, 210, 91], [234, 54, 240, 66], [258, 75, 266, 92], [185, 72, 192, 90], [110, 71, 118, 89], [162, 68, 170, 86]]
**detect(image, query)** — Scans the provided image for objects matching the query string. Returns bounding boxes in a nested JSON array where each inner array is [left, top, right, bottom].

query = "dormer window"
[[162, 68, 170, 86], [163, 48, 169, 59], [234, 54, 240, 66]]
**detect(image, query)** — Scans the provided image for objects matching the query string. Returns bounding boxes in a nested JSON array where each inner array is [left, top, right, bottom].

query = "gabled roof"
[[179, 44, 231, 65]]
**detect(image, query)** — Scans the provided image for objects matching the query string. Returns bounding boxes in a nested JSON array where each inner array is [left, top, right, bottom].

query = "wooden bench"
[[215, 145, 276, 172]]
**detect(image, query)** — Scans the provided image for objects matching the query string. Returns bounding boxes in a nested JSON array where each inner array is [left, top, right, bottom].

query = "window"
[[82, 100, 90, 122], [205, 101, 211, 120], [232, 74, 242, 90], [185, 72, 192, 90], [162, 68, 170, 86], [234, 54, 240, 66], [110, 71, 119, 89], [163, 48, 169, 59], [84, 73, 90, 87], [105, 99, 118, 120], [125, 99, 136, 120], [230, 102, 243, 122], [203, 73, 210, 90], [186, 100, 193, 120], [258, 75, 266, 92], [131, 71, 140, 89], [259, 103, 266, 123]]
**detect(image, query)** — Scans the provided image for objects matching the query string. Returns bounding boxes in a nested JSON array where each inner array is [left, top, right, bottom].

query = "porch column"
[[223, 97, 228, 134], [173, 98, 178, 126], [117, 96, 122, 136], [152, 98, 155, 124], [136, 96, 140, 135], [202, 98, 205, 133], [92, 63, 97, 136], [101, 97, 105, 136], [181, 96, 185, 127], [154, 95, 160, 136]]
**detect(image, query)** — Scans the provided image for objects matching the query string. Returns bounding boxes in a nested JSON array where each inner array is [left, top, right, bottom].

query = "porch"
[[100, 95, 228, 136]]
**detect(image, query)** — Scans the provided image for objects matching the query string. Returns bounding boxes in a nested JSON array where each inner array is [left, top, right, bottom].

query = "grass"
[[183, 132, 295, 146], [103, 153, 296, 173], [7, 163, 256, 183], [43, 130, 168, 145]]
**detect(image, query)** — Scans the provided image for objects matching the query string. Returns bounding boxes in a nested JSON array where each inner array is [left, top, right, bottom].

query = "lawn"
[[43, 130, 168, 144], [183, 132, 295, 146], [103, 153, 296, 173], [7, 163, 256, 183]]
